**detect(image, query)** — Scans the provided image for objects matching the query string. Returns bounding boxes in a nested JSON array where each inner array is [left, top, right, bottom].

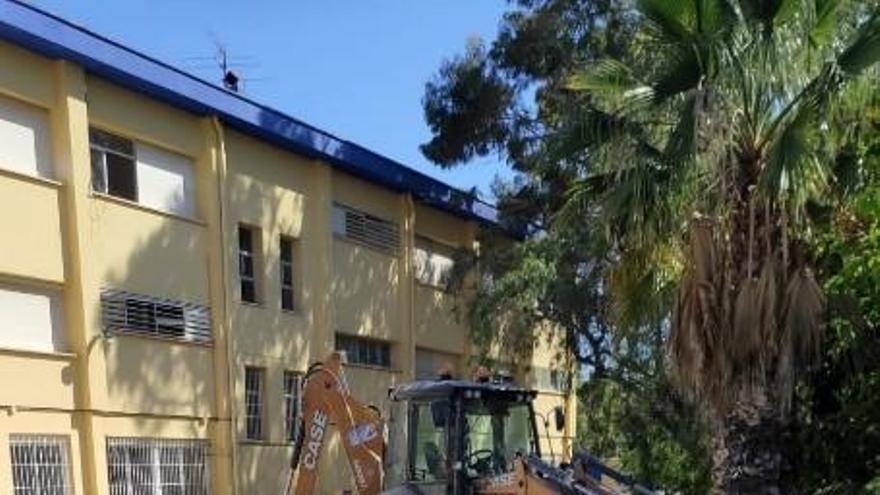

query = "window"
[[244, 367, 265, 440], [336, 334, 391, 368], [283, 371, 302, 443], [238, 226, 258, 303], [134, 142, 195, 216], [10, 435, 73, 494], [534, 367, 569, 393], [279, 236, 295, 311], [90, 128, 137, 201], [414, 236, 456, 289], [332, 204, 399, 254], [0, 284, 65, 353], [106, 437, 209, 495], [100, 288, 212, 343], [0, 94, 52, 178], [410, 402, 449, 483], [89, 127, 196, 216], [415, 348, 459, 380]]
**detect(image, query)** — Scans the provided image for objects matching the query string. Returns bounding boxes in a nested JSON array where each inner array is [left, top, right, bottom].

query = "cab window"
[[410, 401, 449, 483]]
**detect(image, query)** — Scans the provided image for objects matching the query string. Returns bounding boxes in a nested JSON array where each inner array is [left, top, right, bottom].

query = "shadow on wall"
[[90, 169, 318, 438]]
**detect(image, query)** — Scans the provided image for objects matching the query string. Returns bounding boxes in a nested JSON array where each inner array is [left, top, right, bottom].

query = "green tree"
[[424, 1, 880, 493]]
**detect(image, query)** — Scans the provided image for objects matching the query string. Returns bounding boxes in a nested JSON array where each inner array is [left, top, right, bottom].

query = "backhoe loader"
[[286, 353, 652, 495]]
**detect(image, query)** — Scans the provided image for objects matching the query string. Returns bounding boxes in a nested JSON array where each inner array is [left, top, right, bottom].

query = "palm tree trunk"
[[711, 392, 794, 494]]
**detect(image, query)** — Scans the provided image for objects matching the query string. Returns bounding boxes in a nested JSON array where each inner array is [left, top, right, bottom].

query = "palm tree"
[[563, 1, 880, 492]]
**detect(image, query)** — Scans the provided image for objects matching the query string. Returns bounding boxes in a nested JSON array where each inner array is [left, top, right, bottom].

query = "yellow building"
[[0, 2, 575, 494]]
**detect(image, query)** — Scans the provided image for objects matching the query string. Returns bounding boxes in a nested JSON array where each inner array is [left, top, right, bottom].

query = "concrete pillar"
[[50, 60, 109, 495], [397, 194, 416, 381], [304, 163, 334, 361]]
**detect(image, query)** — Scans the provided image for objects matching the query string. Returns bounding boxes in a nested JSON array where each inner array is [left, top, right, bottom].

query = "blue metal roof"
[[0, 0, 507, 228]]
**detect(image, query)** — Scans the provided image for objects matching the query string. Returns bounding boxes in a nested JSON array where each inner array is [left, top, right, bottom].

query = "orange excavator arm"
[[285, 352, 385, 495]]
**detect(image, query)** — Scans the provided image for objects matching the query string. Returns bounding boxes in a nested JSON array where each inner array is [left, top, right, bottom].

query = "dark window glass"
[[244, 367, 264, 440], [239, 226, 257, 303], [280, 236, 295, 310], [89, 128, 137, 201], [283, 371, 302, 442], [335, 334, 391, 368]]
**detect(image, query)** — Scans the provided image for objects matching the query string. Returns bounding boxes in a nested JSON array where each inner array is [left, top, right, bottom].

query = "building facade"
[[0, 2, 576, 494]]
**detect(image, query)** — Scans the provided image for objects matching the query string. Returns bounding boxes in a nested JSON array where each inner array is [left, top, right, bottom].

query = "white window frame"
[[9, 434, 74, 495], [238, 225, 258, 303], [414, 236, 456, 289], [335, 334, 392, 369], [244, 367, 265, 440], [106, 437, 209, 495], [0, 94, 53, 179], [100, 288, 212, 344], [0, 283, 66, 353], [283, 371, 302, 443], [89, 128, 138, 201]]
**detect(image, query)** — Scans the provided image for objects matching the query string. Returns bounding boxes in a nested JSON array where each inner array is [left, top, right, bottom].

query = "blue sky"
[[28, 1, 513, 199]]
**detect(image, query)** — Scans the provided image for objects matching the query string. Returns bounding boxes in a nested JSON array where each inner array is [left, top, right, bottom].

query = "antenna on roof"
[[216, 44, 239, 92], [180, 40, 264, 93]]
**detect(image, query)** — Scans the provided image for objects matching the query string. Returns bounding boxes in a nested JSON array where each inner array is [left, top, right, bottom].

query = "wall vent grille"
[[332, 204, 400, 255], [101, 288, 212, 343]]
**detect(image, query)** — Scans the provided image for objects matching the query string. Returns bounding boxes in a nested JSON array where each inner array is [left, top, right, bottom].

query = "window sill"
[[0, 346, 76, 361], [0, 166, 63, 189], [239, 300, 264, 309], [333, 234, 400, 257], [109, 331, 213, 348], [415, 281, 453, 293], [280, 308, 302, 318], [238, 439, 295, 448], [91, 192, 207, 227], [342, 362, 400, 374]]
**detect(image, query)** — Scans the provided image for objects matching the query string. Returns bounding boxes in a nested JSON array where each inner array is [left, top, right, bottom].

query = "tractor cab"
[[388, 379, 543, 494]]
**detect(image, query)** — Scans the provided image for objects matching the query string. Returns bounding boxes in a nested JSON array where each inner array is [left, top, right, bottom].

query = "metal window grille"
[[10, 435, 73, 495], [283, 371, 303, 443], [238, 226, 257, 303], [89, 127, 138, 201], [280, 236, 295, 311], [335, 334, 392, 368], [332, 204, 400, 255], [106, 437, 209, 495], [101, 288, 212, 343], [244, 367, 264, 440]]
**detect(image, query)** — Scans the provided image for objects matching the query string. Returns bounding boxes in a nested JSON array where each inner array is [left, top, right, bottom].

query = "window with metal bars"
[[10, 435, 73, 495], [331, 204, 400, 254], [335, 334, 392, 369], [280, 236, 295, 311], [244, 367, 265, 440], [238, 225, 258, 303], [106, 437, 209, 495], [283, 371, 302, 443], [100, 288, 212, 343]]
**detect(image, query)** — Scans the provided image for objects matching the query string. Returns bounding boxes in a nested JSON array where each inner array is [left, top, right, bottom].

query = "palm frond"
[[738, 0, 799, 34], [566, 59, 655, 111], [639, 0, 697, 43], [651, 46, 706, 102], [809, 0, 843, 49], [776, 267, 824, 412], [837, 10, 880, 77]]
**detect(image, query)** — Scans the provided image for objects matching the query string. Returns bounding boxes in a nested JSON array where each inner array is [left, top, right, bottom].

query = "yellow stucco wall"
[[0, 37, 577, 495], [0, 175, 65, 283]]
